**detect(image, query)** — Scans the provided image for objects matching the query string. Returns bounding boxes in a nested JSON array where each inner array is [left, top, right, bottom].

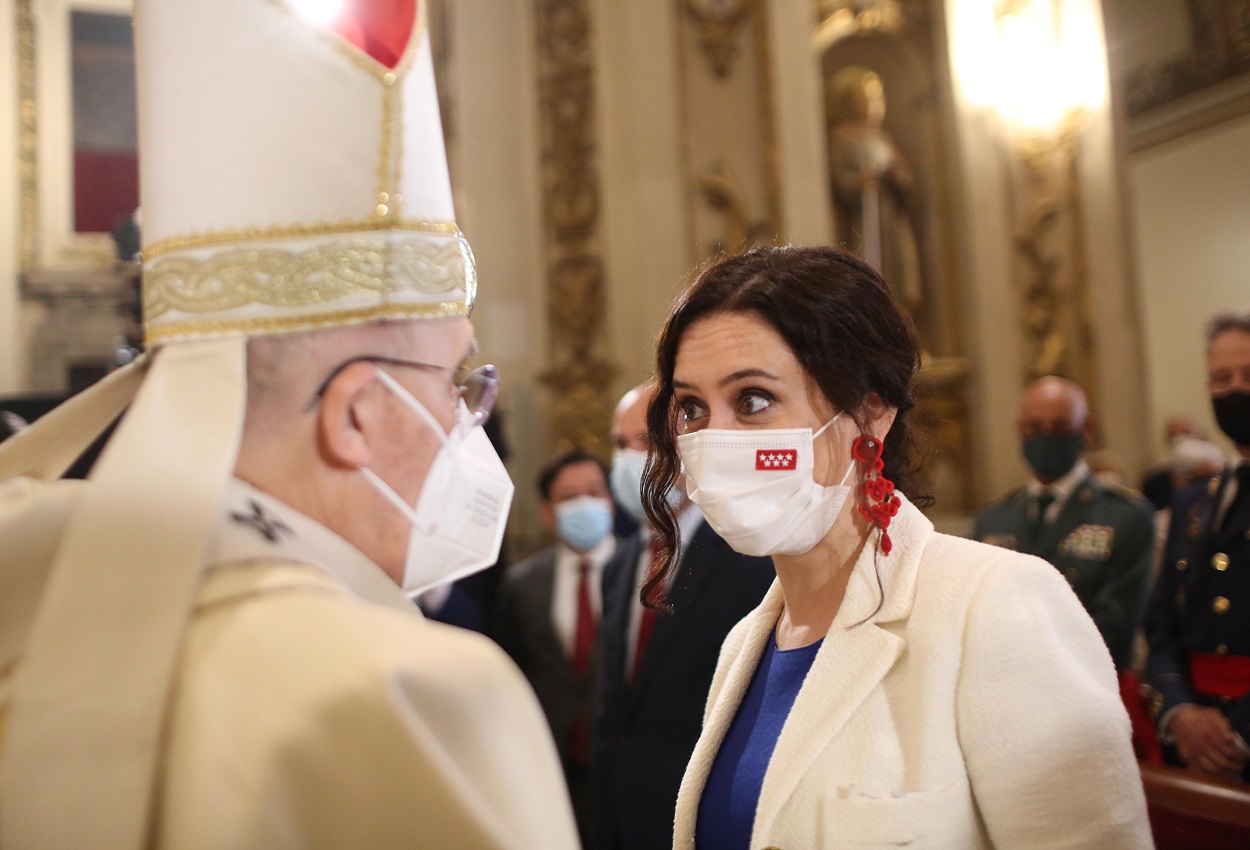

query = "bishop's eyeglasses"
[[308, 355, 499, 427]]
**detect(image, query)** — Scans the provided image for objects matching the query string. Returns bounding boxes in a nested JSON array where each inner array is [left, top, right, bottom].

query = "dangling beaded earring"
[[852, 435, 901, 555]]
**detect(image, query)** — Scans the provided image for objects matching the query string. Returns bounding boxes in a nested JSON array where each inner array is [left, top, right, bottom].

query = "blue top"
[[694, 631, 822, 850]]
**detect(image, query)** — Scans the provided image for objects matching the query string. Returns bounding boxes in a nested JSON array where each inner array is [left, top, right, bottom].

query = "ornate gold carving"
[[698, 162, 769, 253], [912, 353, 972, 512], [17, 0, 38, 272], [813, 0, 907, 50], [142, 218, 460, 260], [535, 0, 616, 456], [755, 7, 782, 239], [1125, 0, 1250, 116], [1008, 129, 1094, 396], [684, 0, 761, 78], [144, 235, 472, 321]]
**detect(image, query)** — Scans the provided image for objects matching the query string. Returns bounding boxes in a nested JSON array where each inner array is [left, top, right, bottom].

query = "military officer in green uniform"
[[974, 376, 1156, 670]]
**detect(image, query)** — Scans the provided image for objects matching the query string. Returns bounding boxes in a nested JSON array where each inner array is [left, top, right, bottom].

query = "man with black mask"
[[1146, 309, 1250, 782], [974, 375, 1156, 671]]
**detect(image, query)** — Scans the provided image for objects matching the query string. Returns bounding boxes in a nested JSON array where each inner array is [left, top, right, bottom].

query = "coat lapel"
[[520, 553, 565, 662], [751, 500, 931, 840], [1211, 467, 1246, 547], [629, 522, 719, 700]]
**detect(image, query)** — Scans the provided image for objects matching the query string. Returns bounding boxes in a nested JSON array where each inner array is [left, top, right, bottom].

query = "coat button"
[[1217, 643, 1229, 655], [1213, 553, 1230, 571], [1213, 596, 1231, 614], [1176, 559, 1188, 572]]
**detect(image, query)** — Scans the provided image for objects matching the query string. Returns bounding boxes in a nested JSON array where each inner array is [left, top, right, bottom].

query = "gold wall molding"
[[17, 0, 38, 273], [683, 0, 761, 78], [1008, 130, 1096, 400], [534, 0, 616, 456]]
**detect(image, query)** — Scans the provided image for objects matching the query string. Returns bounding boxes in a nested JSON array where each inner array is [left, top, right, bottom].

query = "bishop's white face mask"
[[677, 414, 853, 557], [360, 370, 514, 596]]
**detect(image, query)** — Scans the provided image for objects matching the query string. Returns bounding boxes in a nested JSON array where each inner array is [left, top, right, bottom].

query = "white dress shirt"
[[551, 534, 617, 659], [1027, 458, 1090, 524]]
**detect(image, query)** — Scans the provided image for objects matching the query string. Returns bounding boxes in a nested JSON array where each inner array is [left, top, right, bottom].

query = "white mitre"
[[0, 2, 470, 847]]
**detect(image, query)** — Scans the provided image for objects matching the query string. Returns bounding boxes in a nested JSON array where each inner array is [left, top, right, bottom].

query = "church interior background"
[[1, 0, 1247, 557]]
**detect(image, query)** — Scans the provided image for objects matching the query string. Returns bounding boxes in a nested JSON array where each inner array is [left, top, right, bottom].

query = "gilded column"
[[534, 0, 616, 455]]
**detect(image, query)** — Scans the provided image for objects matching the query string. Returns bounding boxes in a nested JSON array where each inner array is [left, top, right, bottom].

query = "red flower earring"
[[852, 435, 901, 555]]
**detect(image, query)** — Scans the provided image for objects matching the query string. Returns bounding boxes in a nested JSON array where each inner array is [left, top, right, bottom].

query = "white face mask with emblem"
[[677, 413, 852, 557], [360, 370, 514, 596]]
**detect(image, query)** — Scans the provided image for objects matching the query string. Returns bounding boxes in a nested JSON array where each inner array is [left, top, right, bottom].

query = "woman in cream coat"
[[638, 246, 1152, 849]]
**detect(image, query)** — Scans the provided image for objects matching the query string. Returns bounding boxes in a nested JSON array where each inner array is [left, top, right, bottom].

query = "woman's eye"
[[737, 391, 772, 416], [678, 398, 707, 424]]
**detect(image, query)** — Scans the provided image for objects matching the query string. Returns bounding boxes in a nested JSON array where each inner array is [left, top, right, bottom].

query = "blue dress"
[[695, 631, 822, 850]]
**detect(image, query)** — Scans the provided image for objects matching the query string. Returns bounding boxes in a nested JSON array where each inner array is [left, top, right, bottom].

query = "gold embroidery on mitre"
[[144, 235, 473, 320], [145, 298, 469, 346], [142, 219, 460, 261], [378, 80, 403, 213]]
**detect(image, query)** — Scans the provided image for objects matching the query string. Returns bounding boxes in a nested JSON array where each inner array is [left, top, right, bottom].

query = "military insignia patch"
[[982, 534, 1018, 550], [1058, 524, 1115, 560]]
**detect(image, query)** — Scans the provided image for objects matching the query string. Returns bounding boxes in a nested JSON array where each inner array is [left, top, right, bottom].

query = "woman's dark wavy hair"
[[640, 245, 930, 609]]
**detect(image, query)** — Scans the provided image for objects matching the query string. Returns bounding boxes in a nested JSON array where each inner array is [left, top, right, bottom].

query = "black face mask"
[[1213, 391, 1250, 447], [1021, 433, 1084, 481]]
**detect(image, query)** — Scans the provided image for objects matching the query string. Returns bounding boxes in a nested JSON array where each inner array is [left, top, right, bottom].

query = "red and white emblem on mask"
[[755, 449, 798, 470]]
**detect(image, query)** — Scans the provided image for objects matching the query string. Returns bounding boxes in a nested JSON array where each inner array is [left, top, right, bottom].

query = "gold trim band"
[[142, 218, 461, 260], [145, 298, 470, 347], [144, 235, 469, 319]]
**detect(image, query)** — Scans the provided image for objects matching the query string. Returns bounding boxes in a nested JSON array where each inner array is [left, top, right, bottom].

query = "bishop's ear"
[[315, 361, 386, 470]]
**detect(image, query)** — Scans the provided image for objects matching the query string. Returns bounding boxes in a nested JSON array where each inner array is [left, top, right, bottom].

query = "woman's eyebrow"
[[673, 368, 781, 390], [719, 368, 780, 387]]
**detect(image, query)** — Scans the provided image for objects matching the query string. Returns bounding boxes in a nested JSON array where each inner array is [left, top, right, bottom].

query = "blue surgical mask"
[[554, 496, 614, 552], [610, 448, 682, 524]]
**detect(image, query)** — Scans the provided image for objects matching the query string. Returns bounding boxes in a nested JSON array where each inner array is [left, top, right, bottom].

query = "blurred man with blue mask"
[[974, 376, 1155, 672], [495, 450, 617, 848], [0, 1, 580, 847]]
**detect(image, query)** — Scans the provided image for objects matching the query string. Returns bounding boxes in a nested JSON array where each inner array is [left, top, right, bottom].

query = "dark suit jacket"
[[972, 473, 1156, 670], [495, 546, 594, 768], [1145, 467, 1250, 749], [495, 545, 614, 848], [595, 521, 774, 850]]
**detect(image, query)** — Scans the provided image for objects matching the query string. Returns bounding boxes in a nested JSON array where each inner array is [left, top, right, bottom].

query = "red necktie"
[[631, 538, 663, 683], [572, 559, 596, 679], [570, 559, 596, 767]]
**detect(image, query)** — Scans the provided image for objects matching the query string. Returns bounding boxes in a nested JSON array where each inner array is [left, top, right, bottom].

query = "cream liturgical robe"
[[0, 477, 580, 850], [674, 496, 1152, 850]]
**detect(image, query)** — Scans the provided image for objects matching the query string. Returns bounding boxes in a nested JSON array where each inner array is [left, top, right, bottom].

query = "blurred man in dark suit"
[[596, 384, 774, 850]]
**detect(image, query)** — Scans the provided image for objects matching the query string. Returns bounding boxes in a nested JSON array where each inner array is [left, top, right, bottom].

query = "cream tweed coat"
[[673, 495, 1152, 850]]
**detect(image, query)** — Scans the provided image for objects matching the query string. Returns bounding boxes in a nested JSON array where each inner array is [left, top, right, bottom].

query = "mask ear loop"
[[373, 368, 459, 447], [813, 411, 857, 487], [362, 369, 452, 533]]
